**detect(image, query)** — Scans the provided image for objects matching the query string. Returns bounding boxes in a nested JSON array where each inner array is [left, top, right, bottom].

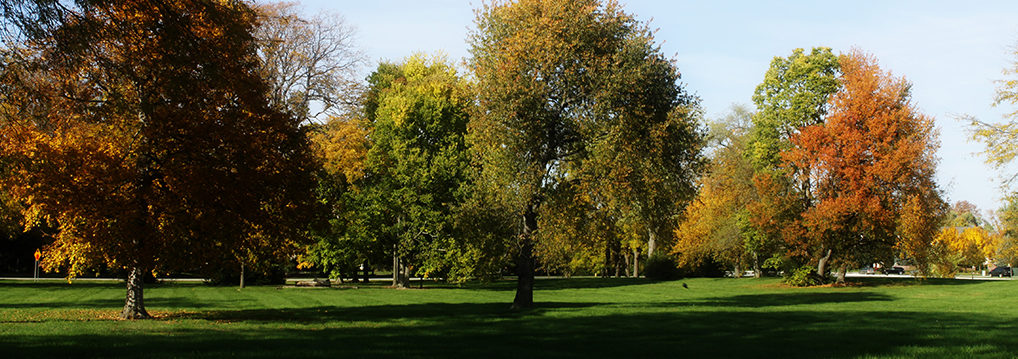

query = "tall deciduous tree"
[[748, 47, 840, 277], [358, 54, 471, 288], [784, 50, 944, 283], [674, 106, 758, 275], [468, 0, 702, 308], [0, 1, 318, 318], [303, 117, 372, 281], [253, 1, 364, 122]]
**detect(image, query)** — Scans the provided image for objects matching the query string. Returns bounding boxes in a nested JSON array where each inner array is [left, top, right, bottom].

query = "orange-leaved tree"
[[0, 1, 318, 318], [784, 49, 945, 283]]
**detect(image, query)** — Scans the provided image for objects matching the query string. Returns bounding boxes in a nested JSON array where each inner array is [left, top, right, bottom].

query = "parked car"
[[859, 266, 876, 275], [882, 266, 905, 275], [989, 266, 1012, 277]]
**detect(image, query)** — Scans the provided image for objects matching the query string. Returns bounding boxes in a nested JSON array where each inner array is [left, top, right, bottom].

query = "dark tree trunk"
[[610, 235, 622, 278], [512, 205, 537, 310], [121, 267, 151, 319], [624, 250, 631, 277], [604, 238, 611, 278]]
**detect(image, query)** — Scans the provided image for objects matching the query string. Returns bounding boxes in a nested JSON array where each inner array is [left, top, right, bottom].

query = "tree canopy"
[[468, 0, 702, 308], [966, 40, 1018, 188], [306, 54, 472, 287], [253, 1, 364, 122], [674, 106, 757, 273], [785, 50, 944, 281], [0, 0, 318, 318]]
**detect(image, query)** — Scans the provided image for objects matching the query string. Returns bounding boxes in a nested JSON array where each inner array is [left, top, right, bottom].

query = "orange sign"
[[34, 249, 40, 261]]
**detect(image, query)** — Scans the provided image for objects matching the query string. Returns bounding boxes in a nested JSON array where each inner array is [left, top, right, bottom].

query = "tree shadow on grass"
[[453, 277, 654, 292], [848, 276, 991, 287], [163, 301, 599, 323], [0, 281, 124, 290], [4, 307, 1017, 359], [695, 291, 894, 308], [0, 296, 253, 310]]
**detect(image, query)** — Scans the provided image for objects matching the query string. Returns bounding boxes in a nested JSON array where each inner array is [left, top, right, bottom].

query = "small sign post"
[[33, 249, 40, 280]]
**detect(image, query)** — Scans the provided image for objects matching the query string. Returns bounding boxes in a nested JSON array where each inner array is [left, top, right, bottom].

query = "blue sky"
[[302, 0, 1018, 214]]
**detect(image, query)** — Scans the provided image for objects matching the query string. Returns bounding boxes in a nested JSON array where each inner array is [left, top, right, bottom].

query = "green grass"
[[2, 277, 1017, 358]]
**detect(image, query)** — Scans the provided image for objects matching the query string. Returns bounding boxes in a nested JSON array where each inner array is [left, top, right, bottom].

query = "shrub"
[[680, 257, 726, 278], [784, 265, 826, 287], [644, 253, 682, 280]]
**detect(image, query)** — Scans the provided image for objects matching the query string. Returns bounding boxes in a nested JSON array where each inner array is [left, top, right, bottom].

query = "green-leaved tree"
[[357, 55, 471, 287], [468, 0, 702, 308]]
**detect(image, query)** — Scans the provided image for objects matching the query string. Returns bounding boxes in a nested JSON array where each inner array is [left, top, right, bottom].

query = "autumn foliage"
[[784, 50, 944, 277], [0, 1, 318, 318]]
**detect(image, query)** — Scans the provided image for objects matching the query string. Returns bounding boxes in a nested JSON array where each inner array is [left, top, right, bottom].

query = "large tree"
[[784, 50, 944, 283], [350, 55, 471, 288], [303, 118, 372, 282], [468, 0, 702, 308], [0, 1, 318, 318], [747, 47, 841, 276], [253, 1, 364, 122], [674, 106, 759, 275]]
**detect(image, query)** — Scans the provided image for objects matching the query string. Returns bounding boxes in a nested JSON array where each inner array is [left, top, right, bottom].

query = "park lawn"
[[1, 277, 1016, 358]]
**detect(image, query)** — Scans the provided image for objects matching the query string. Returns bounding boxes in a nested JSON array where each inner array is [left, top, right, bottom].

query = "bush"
[[679, 257, 726, 278], [644, 253, 682, 280], [784, 265, 826, 287]]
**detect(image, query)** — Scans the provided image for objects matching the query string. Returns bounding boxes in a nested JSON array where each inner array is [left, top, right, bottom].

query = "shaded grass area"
[[1, 277, 1016, 358]]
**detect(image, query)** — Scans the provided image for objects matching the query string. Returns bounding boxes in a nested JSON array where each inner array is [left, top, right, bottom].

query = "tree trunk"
[[623, 250, 631, 277], [392, 248, 399, 287], [604, 239, 612, 278], [836, 264, 847, 284], [632, 247, 639, 278], [817, 248, 832, 278], [611, 236, 621, 278], [239, 262, 245, 289], [393, 250, 410, 288], [647, 227, 657, 257], [753, 252, 762, 279], [733, 264, 742, 279], [512, 205, 537, 310], [120, 267, 151, 320]]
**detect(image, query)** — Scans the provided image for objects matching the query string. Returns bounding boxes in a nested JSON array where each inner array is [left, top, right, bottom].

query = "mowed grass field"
[[1, 277, 1017, 358]]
